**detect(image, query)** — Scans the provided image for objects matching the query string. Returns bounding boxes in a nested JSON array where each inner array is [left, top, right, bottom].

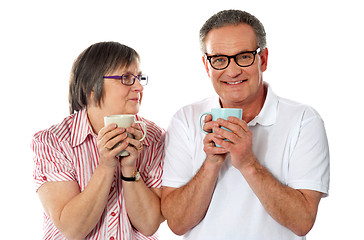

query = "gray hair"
[[199, 10, 266, 53]]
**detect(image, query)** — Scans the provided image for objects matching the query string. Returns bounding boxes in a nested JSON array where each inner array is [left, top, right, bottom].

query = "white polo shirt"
[[162, 83, 330, 240]]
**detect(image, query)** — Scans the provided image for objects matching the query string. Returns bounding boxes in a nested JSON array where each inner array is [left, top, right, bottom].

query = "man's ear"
[[259, 48, 268, 72], [202, 55, 211, 78]]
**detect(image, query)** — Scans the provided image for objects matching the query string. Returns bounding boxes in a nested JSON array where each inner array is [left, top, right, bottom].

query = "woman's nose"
[[133, 79, 144, 92]]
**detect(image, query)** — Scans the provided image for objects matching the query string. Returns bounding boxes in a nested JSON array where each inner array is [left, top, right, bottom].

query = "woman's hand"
[[120, 122, 145, 169], [97, 123, 127, 169]]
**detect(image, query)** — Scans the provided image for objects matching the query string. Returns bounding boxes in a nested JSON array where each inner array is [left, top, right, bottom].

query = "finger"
[[125, 137, 142, 150], [127, 123, 144, 140], [203, 114, 215, 133], [203, 133, 228, 154], [98, 123, 118, 138], [227, 116, 250, 132], [216, 118, 249, 137], [205, 114, 213, 122], [104, 132, 128, 150], [100, 127, 126, 149], [213, 136, 233, 149], [98, 125, 125, 143], [123, 142, 140, 158], [213, 125, 237, 144], [203, 139, 229, 155]]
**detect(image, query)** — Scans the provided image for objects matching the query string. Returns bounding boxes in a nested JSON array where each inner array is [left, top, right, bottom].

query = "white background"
[[1, 0, 363, 239]]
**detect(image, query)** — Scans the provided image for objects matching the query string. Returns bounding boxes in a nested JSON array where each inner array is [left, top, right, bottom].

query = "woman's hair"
[[68, 41, 140, 114], [199, 9, 266, 53]]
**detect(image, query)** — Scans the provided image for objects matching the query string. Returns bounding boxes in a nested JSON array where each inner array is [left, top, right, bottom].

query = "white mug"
[[104, 114, 147, 157]]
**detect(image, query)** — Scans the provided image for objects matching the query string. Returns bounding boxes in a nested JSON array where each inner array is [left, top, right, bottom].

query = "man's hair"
[[68, 41, 139, 114], [199, 10, 266, 53]]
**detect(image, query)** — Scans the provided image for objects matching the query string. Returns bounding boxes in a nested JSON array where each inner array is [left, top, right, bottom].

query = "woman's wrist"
[[121, 166, 138, 177]]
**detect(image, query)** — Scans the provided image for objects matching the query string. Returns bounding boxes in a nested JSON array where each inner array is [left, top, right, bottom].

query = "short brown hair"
[[68, 41, 139, 114]]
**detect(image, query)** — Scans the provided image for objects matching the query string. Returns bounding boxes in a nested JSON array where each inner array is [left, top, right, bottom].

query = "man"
[[161, 10, 329, 239]]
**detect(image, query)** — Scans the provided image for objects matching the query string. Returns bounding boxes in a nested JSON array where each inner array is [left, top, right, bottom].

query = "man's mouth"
[[224, 80, 247, 85]]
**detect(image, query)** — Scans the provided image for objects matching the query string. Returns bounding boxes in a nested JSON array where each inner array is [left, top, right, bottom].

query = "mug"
[[104, 114, 147, 157], [199, 108, 243, 146]]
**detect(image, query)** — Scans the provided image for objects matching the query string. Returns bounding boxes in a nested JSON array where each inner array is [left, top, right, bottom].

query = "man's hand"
[[212, 116, 256, 170], [202, 114, 228, 164]]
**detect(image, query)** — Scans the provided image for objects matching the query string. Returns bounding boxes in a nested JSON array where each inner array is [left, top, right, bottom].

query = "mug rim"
[[211, 108, 242, 111], [104, 114, 136, 118]]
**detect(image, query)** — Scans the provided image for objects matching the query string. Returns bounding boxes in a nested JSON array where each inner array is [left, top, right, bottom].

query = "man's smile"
[[223, 79, 247, 85]]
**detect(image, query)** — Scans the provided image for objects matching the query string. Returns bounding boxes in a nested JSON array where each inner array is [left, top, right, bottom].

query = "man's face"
[[203, 23, 268, 108]]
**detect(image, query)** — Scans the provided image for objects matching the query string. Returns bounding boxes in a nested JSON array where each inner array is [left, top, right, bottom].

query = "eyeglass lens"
[[122, 74, 148, 86]]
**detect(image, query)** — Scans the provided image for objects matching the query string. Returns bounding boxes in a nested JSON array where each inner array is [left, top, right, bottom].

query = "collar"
[[70, 108, 96, 147], [214, 82, 278, 127], [248, 83, 278, 127]]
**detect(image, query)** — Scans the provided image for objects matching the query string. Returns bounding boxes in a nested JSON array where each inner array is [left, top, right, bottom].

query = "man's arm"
[[161, 113, 229, 235], [213, 117, 323, 236], [161, 158, 222, 235], [240, 160, 322, 236]]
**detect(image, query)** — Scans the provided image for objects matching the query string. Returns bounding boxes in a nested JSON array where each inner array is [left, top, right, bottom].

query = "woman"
[[32, 42, 165, 240]]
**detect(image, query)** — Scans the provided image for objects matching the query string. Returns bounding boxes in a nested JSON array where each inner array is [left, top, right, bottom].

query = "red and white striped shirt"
[[32, 109, 165, 240]]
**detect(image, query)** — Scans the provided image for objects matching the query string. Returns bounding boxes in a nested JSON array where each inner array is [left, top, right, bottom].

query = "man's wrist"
[[204, 157, 224, 173], [238, 157, 261, 176]]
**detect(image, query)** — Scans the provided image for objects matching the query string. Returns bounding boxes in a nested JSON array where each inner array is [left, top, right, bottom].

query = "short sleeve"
[[162, 110, 195, 188], [287, 108, 330, 196], [31, 130, 76, 191]]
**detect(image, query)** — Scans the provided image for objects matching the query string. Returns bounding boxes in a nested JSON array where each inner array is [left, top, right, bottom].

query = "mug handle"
[[135, 121, 147, 141], [199, 112, 211, 134]]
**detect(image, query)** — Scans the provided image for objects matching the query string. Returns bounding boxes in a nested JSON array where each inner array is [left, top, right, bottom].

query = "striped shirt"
[[32, 108, 165, 240]]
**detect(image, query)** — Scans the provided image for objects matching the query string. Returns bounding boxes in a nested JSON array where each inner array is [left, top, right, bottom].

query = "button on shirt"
[[32, 109, 165, 240], [162, 83, 330, 240]]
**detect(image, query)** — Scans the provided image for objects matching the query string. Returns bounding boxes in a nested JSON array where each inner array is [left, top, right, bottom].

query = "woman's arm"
[[37, 164, 116, 240], [37, 124, 127, 239], [120, 123, 165, 236]]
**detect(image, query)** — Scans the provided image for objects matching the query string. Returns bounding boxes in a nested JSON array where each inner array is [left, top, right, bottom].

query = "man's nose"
[[225, 58, 243, 77]]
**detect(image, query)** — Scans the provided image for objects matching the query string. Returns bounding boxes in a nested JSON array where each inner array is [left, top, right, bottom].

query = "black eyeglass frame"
[[205, 47, 261, 70], [103, 74, 148, 86]]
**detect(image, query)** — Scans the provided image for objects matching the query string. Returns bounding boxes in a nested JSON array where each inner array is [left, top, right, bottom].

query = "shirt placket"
[[106, 173, 120, 240]]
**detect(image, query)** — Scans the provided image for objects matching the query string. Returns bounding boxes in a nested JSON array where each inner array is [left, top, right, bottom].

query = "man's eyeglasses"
[[205, 48, 261, 70], [103, 74, 148, 86]]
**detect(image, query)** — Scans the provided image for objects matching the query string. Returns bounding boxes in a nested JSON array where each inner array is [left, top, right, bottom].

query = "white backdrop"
[[1, 0, 363, 239]]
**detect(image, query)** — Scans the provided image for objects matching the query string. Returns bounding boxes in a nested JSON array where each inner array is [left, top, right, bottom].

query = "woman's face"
[[99, 61, 144, 116]]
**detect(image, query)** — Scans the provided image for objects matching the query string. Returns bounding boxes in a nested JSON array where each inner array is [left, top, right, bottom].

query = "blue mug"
[[200, 108, 243, 146]]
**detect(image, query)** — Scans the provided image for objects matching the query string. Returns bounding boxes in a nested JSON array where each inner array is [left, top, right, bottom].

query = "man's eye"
[[212, 57, 227, 65]]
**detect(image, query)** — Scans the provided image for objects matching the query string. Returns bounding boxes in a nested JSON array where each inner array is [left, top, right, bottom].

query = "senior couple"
[[32, 10, 330, 240]]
